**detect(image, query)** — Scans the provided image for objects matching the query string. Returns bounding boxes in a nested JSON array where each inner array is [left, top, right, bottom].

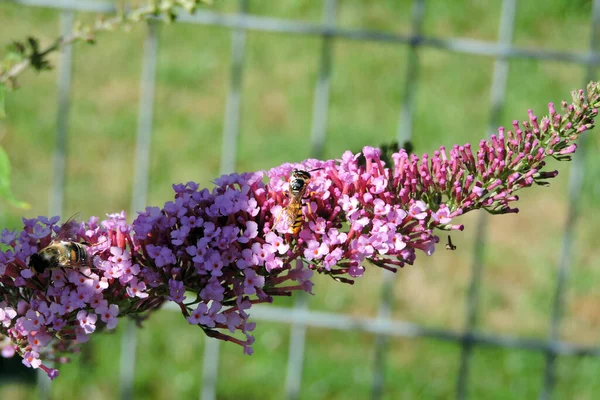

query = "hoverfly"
[[277, 168, 322, 235], [28, 213, 92, 274]]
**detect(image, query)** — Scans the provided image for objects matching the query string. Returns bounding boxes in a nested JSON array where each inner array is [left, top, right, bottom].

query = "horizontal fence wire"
[[7, 0, 600, 399], [10, 0, 600, 66], [159, 303, 600, 357]]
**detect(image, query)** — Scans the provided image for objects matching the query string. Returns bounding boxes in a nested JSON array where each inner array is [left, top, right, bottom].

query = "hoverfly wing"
[[60, 258, 95, 280], [62, 258, 92, 269], [53, 213, 83, 242]]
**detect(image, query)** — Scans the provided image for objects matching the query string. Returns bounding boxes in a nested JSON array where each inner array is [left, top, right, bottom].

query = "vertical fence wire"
[[200, 336, 221, 400], [120, 20, 159, 400], [129, 21, 159, 214], [539, 1, 600, 398], [308, 0, 335, 159], [48, 11, 74, 218], [395, 0, 425, 146], [38, 9, 74, 400], [455, 0, 516, 398], [371, 1, 426, 399], [201, 1, 248, 399], [284, 291, 307, 400], [218, 0, 248, 175], [284, 2, 337, 399]]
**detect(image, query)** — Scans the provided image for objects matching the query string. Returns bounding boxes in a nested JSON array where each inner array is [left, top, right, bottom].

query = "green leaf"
[[0, 146, 30, 209], [0, 83, 5, 119]]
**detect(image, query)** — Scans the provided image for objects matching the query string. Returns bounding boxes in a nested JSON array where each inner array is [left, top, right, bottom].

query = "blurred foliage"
[[0, 146, 30, 209], [1, 0, 600, 399]]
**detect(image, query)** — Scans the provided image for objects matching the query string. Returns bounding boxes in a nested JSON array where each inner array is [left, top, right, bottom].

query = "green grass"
[[2, 0, 600, 399]]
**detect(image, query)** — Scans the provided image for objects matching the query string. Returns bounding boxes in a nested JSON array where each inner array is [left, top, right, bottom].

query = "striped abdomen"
[[64, 241, 89, 265], [285, 200, 304, 235]]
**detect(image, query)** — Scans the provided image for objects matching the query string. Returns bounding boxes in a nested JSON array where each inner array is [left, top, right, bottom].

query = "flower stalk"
[[1, 82, 599, 379]]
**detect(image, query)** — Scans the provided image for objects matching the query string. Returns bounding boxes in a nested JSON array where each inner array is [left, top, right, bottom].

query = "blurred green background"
[[2, 0, 600, 399]]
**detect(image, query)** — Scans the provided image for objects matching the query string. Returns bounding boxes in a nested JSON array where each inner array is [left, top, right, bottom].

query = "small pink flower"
[[237, 221, 257, 243], [126, 278, 149, 299], [96, 304, 119, 329], [187, 303, 208, 325], [303, 241, 329, 261], [2, 344, 15, 358], [226, 312, 241, 333], [77, 310, 98, 334], [22, 350, 42, 369], [243, 269, 265, 295], [408, 201, 428, 220], [23, 309, 45, 333], [338, 194, 360, 217], [265, 232, 289, 255], [373, 199, 391, 216], [200, 302, 226, 328], [0, 307, 16, 328], [431, 206, 452, 224]]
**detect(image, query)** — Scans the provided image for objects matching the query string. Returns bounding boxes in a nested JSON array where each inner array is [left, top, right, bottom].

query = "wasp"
[[28, 214, 92, 274], [277, 168, 322, 235], [445, 235, 457, 251]]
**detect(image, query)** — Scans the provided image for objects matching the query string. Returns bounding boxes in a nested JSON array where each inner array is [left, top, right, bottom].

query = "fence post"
[[37, 10, 75, 400], [370, 1, 426, 399], [284, 2, 337, 399], [200, 1, 248, 399]]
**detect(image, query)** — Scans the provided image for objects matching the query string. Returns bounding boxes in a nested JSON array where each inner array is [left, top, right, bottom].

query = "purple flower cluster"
[[1, 83, 598, 379], [0, 212, 154, 379]]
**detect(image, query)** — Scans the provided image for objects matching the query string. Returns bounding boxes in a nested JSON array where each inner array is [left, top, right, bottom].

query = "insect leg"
[[303, 191, 320, 216]]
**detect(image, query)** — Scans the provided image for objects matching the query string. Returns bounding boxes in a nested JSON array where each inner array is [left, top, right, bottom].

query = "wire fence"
[[7, 0, 600, 399]]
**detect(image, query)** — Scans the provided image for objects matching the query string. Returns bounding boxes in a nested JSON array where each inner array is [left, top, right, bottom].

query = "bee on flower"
[[274, 167, 323, 236]]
